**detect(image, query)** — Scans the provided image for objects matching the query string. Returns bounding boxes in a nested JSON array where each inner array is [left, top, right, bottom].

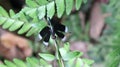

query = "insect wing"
[[39, 26, 51, 46], [54, 24, 68, 32]]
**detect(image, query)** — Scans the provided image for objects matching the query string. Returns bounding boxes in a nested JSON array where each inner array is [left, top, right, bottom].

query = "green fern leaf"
[[38, 6, 46, 19], [47, 1, 55, 19], [19, 12, 29, 23], [55, 0, 65, 18], [26, 57, 37, 67], [26, 8, 37, 18], [39, 53, 55, 61], [2, 19, 14, 29], [32, 16, 39, 22], [26, 20, 46, 36], [18, 23, 32, 34], [75, 0, 82, 10], [36, 0, 48, 6], [30, 57, 39, 64], [26, 0, 38, 7], [9, 21, 24, 31], [26, 25, 39, 37], [5, 60, 17, 67], [13, 59, 26, 67], [65, 0, 73, 15], [9, 9, 15, 18], [0, 6, 9, 17], [0, 17, 7, 25]]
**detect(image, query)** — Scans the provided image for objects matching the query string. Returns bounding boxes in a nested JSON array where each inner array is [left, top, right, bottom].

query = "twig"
[[54, 39, 64, 67]]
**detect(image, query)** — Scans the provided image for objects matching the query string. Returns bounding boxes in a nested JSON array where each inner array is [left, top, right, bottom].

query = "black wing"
[[54, 24, 68, 32], [39, 26, 51, 46], [55, 31, 67, 41], [54, 24, 68, 41]]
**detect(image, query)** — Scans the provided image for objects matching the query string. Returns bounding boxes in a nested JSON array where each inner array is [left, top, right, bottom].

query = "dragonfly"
[[38, 18, 68, 46]]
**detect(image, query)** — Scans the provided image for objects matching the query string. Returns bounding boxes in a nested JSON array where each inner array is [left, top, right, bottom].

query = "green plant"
[[0, 43, 94, 67], [0, 0, 84, 37], [97, 0, 120, 67], [0, 0, 94, 67]]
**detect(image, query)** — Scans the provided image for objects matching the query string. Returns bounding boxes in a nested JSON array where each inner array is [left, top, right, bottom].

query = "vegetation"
[[0, 0, 94, 67], [0, 0, 120, 67]]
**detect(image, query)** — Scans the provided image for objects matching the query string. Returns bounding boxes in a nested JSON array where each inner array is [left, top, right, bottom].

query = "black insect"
[[38, 18, 68, 46]]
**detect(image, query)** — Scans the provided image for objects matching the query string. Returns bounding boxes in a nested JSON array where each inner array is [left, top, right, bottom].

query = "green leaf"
[[0, 17, 7, 25], [47, 1, 55, 19], [26, 8, 37, 18], [39, 53, 55, 61], [2, 19, 14, 29], [4, 60, 17, 67], [18, 23, 32, 34], [19, 12, 28, 23], [65, 58, 75, 67], [39, 59, 48, 65], [82, 59, 94, 65], [13, 59, 26, 67], [59, 48, 68, 58], [26, 57, 38, 67], [55, 0, 65, 18], [11, 12, 20, 19], [32, 16, 39, 22], [26, 20, 47, 37], [75, 58, 83, 67], [36, 0, 48, 5], [9, 9, 15, 18], [38, 20, 47, 31], [9, 21, 24, 31], [26, 25, 39, 37], [26, 0, 38, 7], [40, 59, 52, 67], [62, 51, 83, 61], [30, 57, 39, 64], [38, 6, 46, 19], [0, 6, 9, 17], [65, 0, 73, 15], [75, 0, 82, 10], [64, 42, 70, 51], [0, 64, 7, 67]]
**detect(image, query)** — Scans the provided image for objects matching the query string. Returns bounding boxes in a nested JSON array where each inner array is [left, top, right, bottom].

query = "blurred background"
[[0, 0, 120, 67]]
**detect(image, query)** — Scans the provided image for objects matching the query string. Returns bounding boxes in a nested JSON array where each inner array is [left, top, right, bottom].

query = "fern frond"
[[0, 0, 84, 38], [24, 0, 83, 19], [0, 6, 47, 37]]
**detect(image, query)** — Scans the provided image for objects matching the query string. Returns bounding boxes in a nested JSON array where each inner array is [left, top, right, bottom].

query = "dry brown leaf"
[[0, 32, 32, 60], [89, 2, 105, 41]]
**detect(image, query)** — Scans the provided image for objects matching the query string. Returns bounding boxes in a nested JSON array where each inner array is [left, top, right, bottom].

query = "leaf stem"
[[54, 39, 65, 67]]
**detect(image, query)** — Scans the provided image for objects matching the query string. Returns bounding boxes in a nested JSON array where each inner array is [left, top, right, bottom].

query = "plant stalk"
[[54, 39, 65, 67]]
